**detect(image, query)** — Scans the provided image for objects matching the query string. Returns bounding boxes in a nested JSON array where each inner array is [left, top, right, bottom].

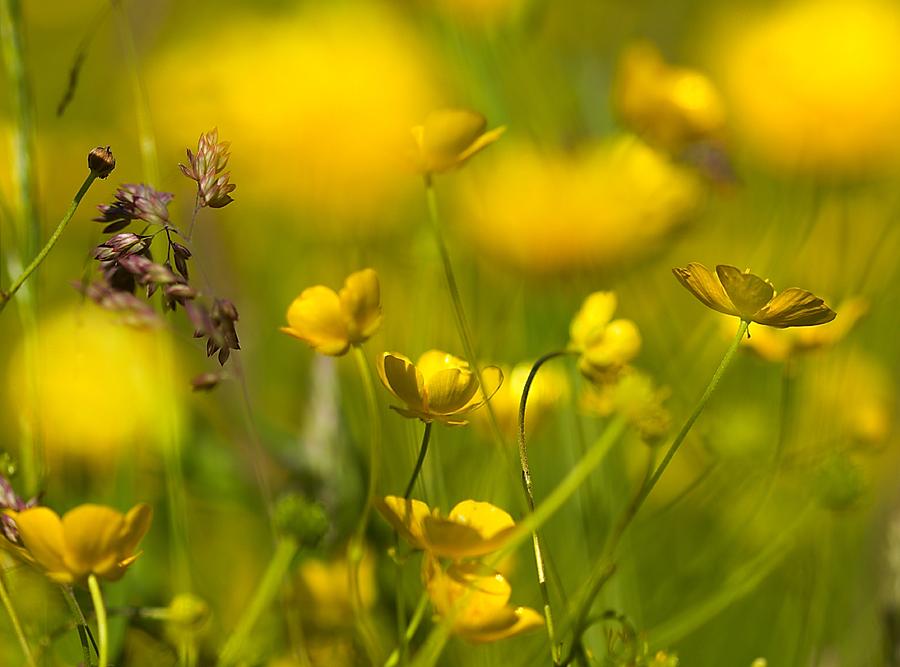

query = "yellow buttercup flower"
[[730, 297, 867, 362], [9, 503, 152, 584], [569, 292, 642, 383], [376, 496, 515, 559], [377, 350, 502, 425], [582, 369, 671, 446], [422, 555, 543, 643], [673, 263, 836, 327], [295, 551, 376, 629], [409, 108, 506, 174], [614, 41, 726, 152], [281, 268, 382, 356]]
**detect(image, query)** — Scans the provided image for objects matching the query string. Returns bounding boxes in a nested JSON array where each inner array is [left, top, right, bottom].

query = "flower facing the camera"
[[409, 108, 506, 174], [376, 496, 516, 559], [673, 263, 836, 327], [281, 268, 382, 356], [569, 292, 642, 383], [9, 503, 152, 584], [377, 350, 502, 425], [422, 555, 543, 643]]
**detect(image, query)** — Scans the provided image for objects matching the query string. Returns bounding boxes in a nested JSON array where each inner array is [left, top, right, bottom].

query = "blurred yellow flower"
[[295, 551, 376, 629], [149, 4, 438, 227], [422, 555, 543, 643], [10, 503, 152, 584], [613, 41, 726, 152], [6, 304, 181, 464], [457, 137, 702, 275], [376, 496, 515, 559], [582, 369, 671, 446], [732, 297, 867, 362], [474, 362, 567, 440], [673, 263, 836, 327], [409, 109, 505, 175], [718, 0, 900, 174], [569, 292, 641, 383], [281, 268, 382, 356], [377, 350, 502, 425]]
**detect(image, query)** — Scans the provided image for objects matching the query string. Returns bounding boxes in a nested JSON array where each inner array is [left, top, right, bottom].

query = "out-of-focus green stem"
[[88, 575, 108, 667], [217, 538, 299, 667], [348, 345, 383, 663], [0, 172, 98, 314], [384, 591, 429, 667], [0, 569, 36, 667], [61, 585, 95, 667]]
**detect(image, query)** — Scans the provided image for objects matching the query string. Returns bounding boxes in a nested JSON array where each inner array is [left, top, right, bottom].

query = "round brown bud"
[[88, 146, 116, 179]]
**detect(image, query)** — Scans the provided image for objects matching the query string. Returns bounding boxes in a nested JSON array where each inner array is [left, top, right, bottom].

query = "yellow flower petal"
[[753, 287, 837, 328], [375, 496, 431, 549], [421, 109, 488, 172], [338, 268, 383, 343], [569, 292, 618, 350], [423, 500, 515, 558], [282, 286, 350, 356], [459, 365, 504, 413], [582, 318, 642, 368], [715, 265, 776, 319], [456, 125, 507, 166], [416, 350, 469, 378], [13, 508, 71, 583], [465, 606, 545, 643], [378, 352, 427, 413], [424, 368, 479, 415], [672, 263, 737, 316], [61, 505, 126, 581]]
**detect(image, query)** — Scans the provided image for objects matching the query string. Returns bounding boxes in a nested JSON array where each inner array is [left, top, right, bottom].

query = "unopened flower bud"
[[191, 372, 223, 392], [88, 146, 116, 179], [274, 494, 328, 547], [165, 593, 210, 642]]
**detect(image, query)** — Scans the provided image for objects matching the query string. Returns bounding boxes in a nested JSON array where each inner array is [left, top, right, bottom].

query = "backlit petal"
[[13, 508, 71, 583], [375, 496, 431, 549], [423, 500, 515, 558], [753, 287, 837, 328], [378, 352, 426, 411], [424, 368, 479, 415], [283, 286, 350, 356], [459, 365, 504, 414], [569, 292, 618, 349], [338, 268, 382, 343], [715, 265, 775, 319], [672, 263, 737, 316], [61, 505, 125, 581], [416, 350, 469, 379], [421, 109, 488, 172]]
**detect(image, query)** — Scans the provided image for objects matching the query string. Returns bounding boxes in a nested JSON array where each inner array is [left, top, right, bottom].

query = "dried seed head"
[[88, 146, 116, 179], [180, 128, 236, 209], [95, 184, 175, 232]]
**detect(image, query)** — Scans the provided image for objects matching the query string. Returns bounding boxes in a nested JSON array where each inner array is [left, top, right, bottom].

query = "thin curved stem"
[[563, 319, 749, 655], [348, 345, 383, 664], [518, 350, 574, 666], [0, 171, 97, 314], [404, 422, 433, 500], [0, 569, 36, 667], [87, 575, 108, 667]]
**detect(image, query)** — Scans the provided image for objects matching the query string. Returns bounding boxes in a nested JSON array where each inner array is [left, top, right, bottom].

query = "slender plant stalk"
[[217, 538, 299, 667], [348, 345, 383, 663], [409, 417, 627, 667], [384, 591, 429, 667], [518, 350, 574, 665], [563, 319, 750, 656], [404, 422, 433, 500], [0, 569, 36, 667], [61, 585, 95, 667], [422, 177, 507, 448], [0, 172, 98, 314], [87, 575, 108, 667]]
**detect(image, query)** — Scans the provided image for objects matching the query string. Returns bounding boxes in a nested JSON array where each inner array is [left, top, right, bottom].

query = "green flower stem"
[[563, 319, 749, 657], [0, 568, 36, 667], [404, 422, 433, 500], [349, 345, 383, 664], [384, 591, 429, 667], [422, 177, 506, 449], [0, 171, 98, 314], [518, 350, 576, 666], [217, 537, 299, 667], [87, 575, 108, 667], [410, 417, 627, 667], [61, 585, 95, 667]]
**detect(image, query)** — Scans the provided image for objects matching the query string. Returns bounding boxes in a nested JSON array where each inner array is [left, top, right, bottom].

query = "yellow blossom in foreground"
[[295, 551, 376, 629], [474, 362, 568, 439], [422, 555, 543, 643], [569, 292, 642, 383], [614, 41, 726, 152], [457, 137, 702, 275], [730, 297, 867, 362], [10, 503, 152, 584], [717, 0, 900, 174], [281, 268, 382, 356], [673, 263, 836, 327], [377, 350, 502, 425], [376, 496, 515, 559], [409, 108, 506, 174]]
